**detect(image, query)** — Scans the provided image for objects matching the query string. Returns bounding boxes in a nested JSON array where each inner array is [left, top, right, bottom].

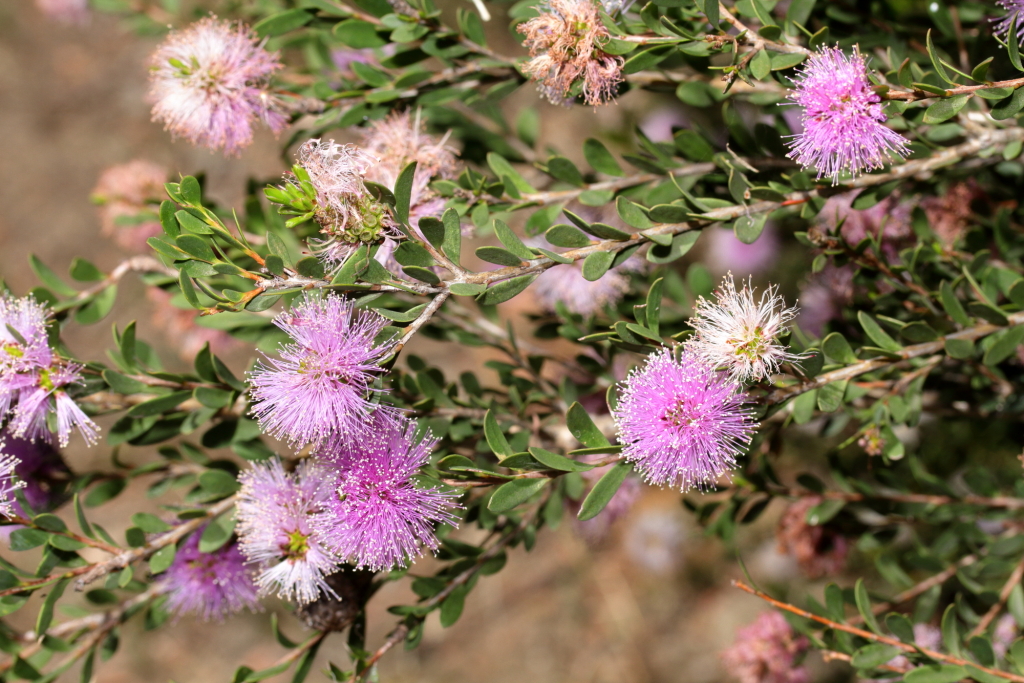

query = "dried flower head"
[[776, 496, 849, 579], [92, 160, 169, 252], [163, 531, 261, 622], [921, 181, 983, 248], [236, 458, 342, 605], [248, 293, 400, 449], [361, 111, 459, 225], [293, 138, 402, 265], [995, 1, 1024, 42], [721, 612, 810, 683], [314, 414, 462, 572], [818, 190, 914, 262], [686, 275, 803, 383], [613, 348, 757, 491], [0, 447, 25, 519], [148, 17, 286, 156], [0, 295, 99, 447], [786, 46, 909, 183], [518, 0, 624, 106], [35, 0, 89, 24]]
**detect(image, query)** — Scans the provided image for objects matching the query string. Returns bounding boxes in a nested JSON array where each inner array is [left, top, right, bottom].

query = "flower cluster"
[[239, 292, 461, 604], [91, 160, 169, 252], [721, 611, 810, 683], [786, 46, 909, 183], [613, 277, 803, 491], [163, 531, 261, 622], [148, 18, 286, 156], [518, 0, 624, 106], [776, 496, 849, 579], [0, 295, 98, 447]]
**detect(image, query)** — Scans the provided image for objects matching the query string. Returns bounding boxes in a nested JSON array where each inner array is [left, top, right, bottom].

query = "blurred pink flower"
[[146, 287, 239, 361], [705, 223, 780, 276], [35, 0, 89, 24], [92, 160, 169, 252], [776, 496, 849, 579], [722, 611, 810, 683]]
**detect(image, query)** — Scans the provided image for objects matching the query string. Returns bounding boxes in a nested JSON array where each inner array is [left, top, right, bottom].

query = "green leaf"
[[1010, 15, 1024, 71], [984, 325, 1024, 365], [126, 390, 192, 417], [69, 258, 104, 282], [175, 209, 214, 235], [577, 461, 631, 521], [816, 380, 847, 412], [584, 138, 624, 176], [546, 156, 585, 187], [581, 251, 615, 281], [487, 153, 535, 194], [198, 469, 240, 499], [131, 513, 172, 533], [941, 604, 962, 657], [945, 337, 975, 359], [851, 643, 902, 670], [295, 256, 325, 279], [479, 275, 537, 305], [546, 224, 592, 248], [333, 19, 387, 48], [750, 48, 771, 80], [855, 578, 884, 635], [484, 409, 512, 458], [440, 584, 469, 627], [476, 246, 525, 267], [253, 8, 314, 37], [441, 207, 463, 265], [734, 214, 767, 244], [493, 219, 535, 260], [992, 87, 1024, 120], [149, 544, 176, 575], [159, 200, 179, 237], [528, 447, 595, 472], [926, 29, 956, 85], [674, 130, 715, 161], [36, 578, 69, 636], [393, 161, 417, 225], [567, 402, 611, 448], [488, 478, 549, 513], [175, 234, 214, 261], [903, 665, 968, 683], [922, 95, 969, 124], [10, 528, 50, 550], [75, 284, 117, 325], [198, 512, 235, 553], [622, 45, 674, 74], [616, 197, 654, 230], [858, 312, 902, 352], [646, 231, 700, 264], [940, 280, 971, 326], [102, 370, 148, 394], [30, 254, 77, 296], [449, 283, 485, 296]]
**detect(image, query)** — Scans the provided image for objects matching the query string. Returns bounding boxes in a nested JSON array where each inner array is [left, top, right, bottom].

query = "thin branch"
[[4, 515, 120, 554], [733, 580, 1024, 683], [393, 290, 451, 354], [970, 555, 1024, 638]]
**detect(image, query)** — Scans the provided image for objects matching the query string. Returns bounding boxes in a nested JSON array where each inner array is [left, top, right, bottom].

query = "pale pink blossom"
[[92, 160, 169, 252]]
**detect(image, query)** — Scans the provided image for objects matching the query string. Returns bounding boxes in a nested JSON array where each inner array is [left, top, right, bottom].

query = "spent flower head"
[[613, 348, 757, 491], [314, 414, 462, 572], [721, 612, 810, 683], [148, 17, 287, 156], [236, 458, 342, 605], [776, 496, 849, 579], [163, 531, 261, 622], [518, 0, 624, 106], [248, 292, 400, 449], [786, 46, 909, 183], [685, 274, 803, 383]]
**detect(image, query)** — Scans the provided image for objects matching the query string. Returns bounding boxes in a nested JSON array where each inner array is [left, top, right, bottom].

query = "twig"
[[969, 555, 1024, 638], [73, 496, 237, 591], [733, 580, 1024, 683], [393, 290, 451, 354]]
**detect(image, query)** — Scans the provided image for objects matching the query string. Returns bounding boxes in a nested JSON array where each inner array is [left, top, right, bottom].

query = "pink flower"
[[148, 18, 287, 156], [722, 612, 810, 683], [776, 496, 849, 578], [34, 0, 89, 24]]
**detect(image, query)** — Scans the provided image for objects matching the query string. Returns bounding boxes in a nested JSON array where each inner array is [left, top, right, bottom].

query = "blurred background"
[[0, 2, 827, 681]]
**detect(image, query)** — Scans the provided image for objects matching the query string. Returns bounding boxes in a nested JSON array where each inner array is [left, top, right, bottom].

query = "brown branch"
[[970, 555, 1024, 638], [733, 580, 1024, 683], [4, 515, 120, 555]]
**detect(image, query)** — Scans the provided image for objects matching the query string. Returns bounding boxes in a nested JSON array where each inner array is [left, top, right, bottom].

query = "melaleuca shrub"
[[10, 0, 1024, 680]]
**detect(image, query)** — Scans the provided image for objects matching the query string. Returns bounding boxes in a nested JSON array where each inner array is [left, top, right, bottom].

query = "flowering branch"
[[733, 580, 1024, 683]]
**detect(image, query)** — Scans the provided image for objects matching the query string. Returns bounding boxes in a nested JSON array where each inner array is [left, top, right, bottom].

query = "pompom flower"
[[721, 612, 810, 683], [236, 458, 342, 604], [0, 446, 25, 519], [518, 0, 624, 106], [995, 1, 1024, 43], [0, 295, 99, 447], [92, 160, 169, 252], [248, 292, 400, 448], [292, 139, 403, 266], [148, 17, 287, 156], [785, 46, 909, 183], [613, 348, 757, 491], [685, 274, 803, 383], [163, 531, 261, 621], [313, 414, 462, 572]]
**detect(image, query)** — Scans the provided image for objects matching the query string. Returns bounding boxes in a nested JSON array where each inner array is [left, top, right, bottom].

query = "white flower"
[[685, 274, 803, 382]]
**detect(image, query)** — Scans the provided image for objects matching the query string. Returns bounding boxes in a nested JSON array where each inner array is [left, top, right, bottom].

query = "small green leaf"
[[992, 87, 1024, 120], [577, 461, 631, 521], [440, 584, 469, 627], [393, 161, 417, 225], [567, 402, 611, 448], [945, 337, 975, 359], [479, 275, 537, 305], [333, 19, 387, 48], [149, 544, 176, 575], [584, 138, 624, 176], [926, 29, 956, 85], [546, 224, 592, 248], [36, 577, 69, 635], [69, 258, 104, 282], [30, 254, 77, 296], [198, 470, 240, 499], [983, 325, 1024, 365], [528, 447, 595, 472], [581, 251, 615, 282], [851, 643, 902, 670], [198, 512, 235, 553], [492, 219, 535, 260], [484, 409, 512, 459], [488, 479, 549, 513], [131, 513, 172, 533], [903, 665, 968, 683], [295, 256, 325, 279], [858, 312, 902, 352], [855, 578, 884, 635], [940, 280, 971, 326], [922, 95, 969, 124], [253, 8, 314, 37]]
